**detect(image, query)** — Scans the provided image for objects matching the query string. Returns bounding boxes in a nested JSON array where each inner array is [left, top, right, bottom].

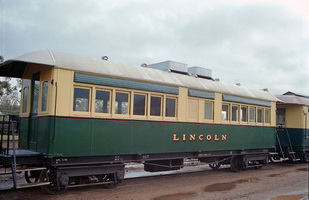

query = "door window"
[[31, 73, 40, 114], [41, 81, 48, 112]]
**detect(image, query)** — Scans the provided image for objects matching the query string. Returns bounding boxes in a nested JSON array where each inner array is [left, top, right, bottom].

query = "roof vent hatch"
[[147, 61, 188, 75], [188, 66, 213, 80]]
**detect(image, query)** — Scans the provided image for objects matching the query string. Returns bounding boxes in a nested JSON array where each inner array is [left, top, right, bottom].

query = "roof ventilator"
[[102, 56, 108, 61], [147, 61, 189, 75], [141, 63, 148, 68], [188, 66, 213, 80]]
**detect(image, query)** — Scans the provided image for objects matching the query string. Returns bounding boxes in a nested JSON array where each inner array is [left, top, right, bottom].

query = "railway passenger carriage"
[[275, 92, 309, 162], [0, 50, 278, 193]]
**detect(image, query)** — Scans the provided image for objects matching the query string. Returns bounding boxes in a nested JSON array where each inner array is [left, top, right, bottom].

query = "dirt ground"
[[0, 162, 308, 200]]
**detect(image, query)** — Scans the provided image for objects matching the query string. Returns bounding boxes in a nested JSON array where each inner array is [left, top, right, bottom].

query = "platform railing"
[[0, 115, 19, 189], [0, 115, 18, 155]]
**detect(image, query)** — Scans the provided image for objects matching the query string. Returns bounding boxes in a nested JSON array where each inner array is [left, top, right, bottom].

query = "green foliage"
[[0, 78, 21, 114]]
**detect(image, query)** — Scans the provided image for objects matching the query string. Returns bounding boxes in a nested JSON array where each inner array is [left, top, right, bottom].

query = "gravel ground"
[[0, 162, 308, 200]]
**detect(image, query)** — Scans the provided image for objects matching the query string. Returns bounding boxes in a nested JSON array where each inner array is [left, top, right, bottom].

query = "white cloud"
[[1, 0, 308, 95]]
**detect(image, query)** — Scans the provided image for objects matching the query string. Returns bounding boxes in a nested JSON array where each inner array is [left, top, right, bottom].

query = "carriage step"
[[246, 164, 263, 168], [16, 167, 46, 172], [270, 159, 281, 163], [1, 167, 46, 174], [16, 181, 50, 189]]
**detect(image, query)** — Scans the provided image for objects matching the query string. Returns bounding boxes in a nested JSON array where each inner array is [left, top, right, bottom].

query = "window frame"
[[219, 98, 271, 126], [204, 100, 214, 121], [73, 86, 91, 114], [22, 86, 29, 114], [264, 108, 271, 124], [188, 98, 199, 121], [257, 107, 264, 124], [222, 103, 230, 122], [31, 73, 41, 114], [114, 90, 130, 116], [165, 96, 177, 118], [94, 88, 112, 115], [231, 104, 239, 123], [133, 92, 147, 117], [149, 95, 163, 118], [41, 81, 49, 112], [240, 105, 248, 123], [249, 107, 256, 123]]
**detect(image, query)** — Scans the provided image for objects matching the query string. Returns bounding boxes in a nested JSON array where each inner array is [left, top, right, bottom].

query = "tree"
[[0, 78, 21, 114]]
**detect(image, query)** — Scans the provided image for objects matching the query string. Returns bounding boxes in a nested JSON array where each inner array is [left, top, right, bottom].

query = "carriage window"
[[22, 86, 29, 113], [95, 90, 110, 113], [257, 108, 263, 123], [232, 105, 239, 121], [32, 74, 40, 114], [249, 107, 255, 122], [133, 94, 146, 115], [73, 88, 90, 112], [265, 109, 271, 123], [222, 104, 229, 121], [115, 92, 129, 115], [188, 99, 198, 119], [150, 96, 162, 116], [240, 106, 247, 122], [41, 81, 48, 112], [165, 97, 176, 117], [276, 108, 285, 125], [204, 102, 213, 120]]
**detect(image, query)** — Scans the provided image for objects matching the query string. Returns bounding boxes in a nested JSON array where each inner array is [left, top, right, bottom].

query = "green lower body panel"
[[19, 116, 276, 158], [277, 128, 309, 152], [19, 117, 53, 154], [20, 117, 275, 157]]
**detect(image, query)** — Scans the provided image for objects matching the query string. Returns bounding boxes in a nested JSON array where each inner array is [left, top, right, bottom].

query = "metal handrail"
[[0, 116, 4, 154], [275, 127, 285, 160], [10, 115, 17, 189]]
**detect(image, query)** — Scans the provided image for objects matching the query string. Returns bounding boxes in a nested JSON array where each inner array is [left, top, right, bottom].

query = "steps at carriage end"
[[1, 167, 47, 174], [0, 166, 50, 190], [288, 151, 301, 162], [16, 167, 47, 173], [16, 181, 50, 189], [289, 157, 301, 162]]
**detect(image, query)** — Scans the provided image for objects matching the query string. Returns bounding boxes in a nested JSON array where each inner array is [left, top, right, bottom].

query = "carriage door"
[[28, 72, 40, 150]]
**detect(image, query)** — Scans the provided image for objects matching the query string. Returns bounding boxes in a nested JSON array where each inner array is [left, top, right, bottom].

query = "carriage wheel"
[[25, 171, 40, 183], [40, 170, 68, 194], [230, 156, 243, 172], [100, 174, 118, 189]]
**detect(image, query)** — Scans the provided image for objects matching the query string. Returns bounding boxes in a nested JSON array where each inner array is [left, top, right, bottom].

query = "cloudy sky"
[[1, 0, 308, 95]]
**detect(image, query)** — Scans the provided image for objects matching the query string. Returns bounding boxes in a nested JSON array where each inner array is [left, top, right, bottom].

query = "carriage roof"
[[0, 50, 278, 102], [276, 94, 309, 106]]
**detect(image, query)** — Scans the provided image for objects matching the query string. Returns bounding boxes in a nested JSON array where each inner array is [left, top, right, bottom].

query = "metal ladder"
[[276, 125, 300, 162]]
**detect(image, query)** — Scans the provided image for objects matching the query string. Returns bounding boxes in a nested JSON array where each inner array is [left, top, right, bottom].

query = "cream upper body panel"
[[3, 50, 278, 126]]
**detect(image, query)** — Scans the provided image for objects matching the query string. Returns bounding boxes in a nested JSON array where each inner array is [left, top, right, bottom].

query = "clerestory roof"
[[0, 50, 279, 102]]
